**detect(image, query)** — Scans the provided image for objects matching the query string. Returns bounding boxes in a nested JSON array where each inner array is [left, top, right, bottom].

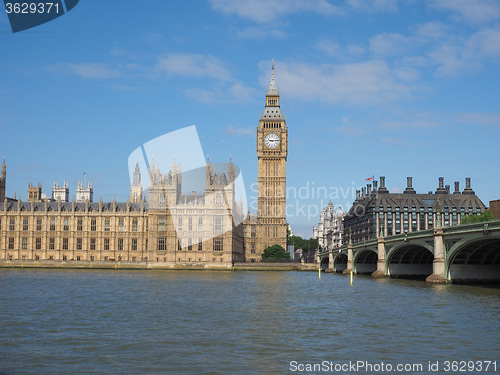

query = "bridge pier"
[[372, 237, 387, 278], [343, 243, 353, 275], [325, 251, 334, 272], [426, 227, 449, 284]]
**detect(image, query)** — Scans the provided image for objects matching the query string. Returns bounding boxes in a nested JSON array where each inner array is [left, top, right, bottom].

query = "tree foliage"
[[262, 244, 290, 260], [289, 236, 320, 252], [287, 235, 321, 263], [460, 210, 495, 225]]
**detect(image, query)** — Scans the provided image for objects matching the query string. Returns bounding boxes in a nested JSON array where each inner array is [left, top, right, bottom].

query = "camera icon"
[[4, 0, 79, 33], [128, 125, 247, 244]]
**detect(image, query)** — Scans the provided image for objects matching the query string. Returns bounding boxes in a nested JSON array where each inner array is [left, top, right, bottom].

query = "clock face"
[[264, 133, 280, 149]]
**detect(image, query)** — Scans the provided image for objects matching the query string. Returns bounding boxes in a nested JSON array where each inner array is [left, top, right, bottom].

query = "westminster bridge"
[[317, 220, 500, 283]]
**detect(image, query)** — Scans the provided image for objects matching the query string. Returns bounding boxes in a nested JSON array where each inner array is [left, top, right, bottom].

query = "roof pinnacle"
[[266, 59, 278, 95]]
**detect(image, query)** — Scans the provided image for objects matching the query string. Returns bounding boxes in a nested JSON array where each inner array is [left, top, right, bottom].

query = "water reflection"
[[0, 269, 498, 374]]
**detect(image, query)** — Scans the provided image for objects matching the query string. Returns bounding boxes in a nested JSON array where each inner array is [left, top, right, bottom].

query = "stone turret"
[[130, 162, 143, 203], [378, 176, 389, 194], [28, 182, 42, 202], [404, 177, 416, 194], [228, 158, 235, 183], [53, 181, 69, 202], [76, 180, 93, 203], [462, 177, 475, 195], [0, 158, 6, 201], [436, 177, 447, 194]]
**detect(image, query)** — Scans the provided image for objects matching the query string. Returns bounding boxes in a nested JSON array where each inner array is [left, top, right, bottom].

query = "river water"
[[0, 269, 498, 374]]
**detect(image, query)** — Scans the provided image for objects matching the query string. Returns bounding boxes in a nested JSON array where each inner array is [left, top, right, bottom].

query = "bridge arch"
[[332, 251, 348, 273], [386, 243, 433, 279], [446, 232, 500, 283], [353, 248, 377, 275], [320, 256, 329, 271]]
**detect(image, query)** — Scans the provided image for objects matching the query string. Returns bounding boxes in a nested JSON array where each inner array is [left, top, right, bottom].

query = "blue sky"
[[1, 0, 499, 237]]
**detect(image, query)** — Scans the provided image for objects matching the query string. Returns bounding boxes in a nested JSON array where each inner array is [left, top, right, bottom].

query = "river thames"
[[0, 269, 498, 374]]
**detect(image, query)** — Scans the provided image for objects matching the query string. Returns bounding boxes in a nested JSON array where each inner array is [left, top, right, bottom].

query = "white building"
[[313, 201, 345, 251], [52, 181, 69, 202], [76, 181, 93, 203]]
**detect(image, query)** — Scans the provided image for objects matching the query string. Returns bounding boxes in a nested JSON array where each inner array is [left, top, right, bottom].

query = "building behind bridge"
[[343, 176, 486, 244], [313, 201, 345, 252], [490, 200, 500, 220]]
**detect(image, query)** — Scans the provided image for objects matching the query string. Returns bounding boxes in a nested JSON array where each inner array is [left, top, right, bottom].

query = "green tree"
[[262, 244, 290, 260], [287, 236, 321, 263], [289, 235, 304, 249], [460, 210, 495, 225], [308, 238, 320, 251]]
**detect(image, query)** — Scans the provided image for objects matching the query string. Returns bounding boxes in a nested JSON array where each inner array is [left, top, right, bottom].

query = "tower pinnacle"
[[266, 59, 279, 96], [1, 158, 5, 178], [261, 60, 283, 118]]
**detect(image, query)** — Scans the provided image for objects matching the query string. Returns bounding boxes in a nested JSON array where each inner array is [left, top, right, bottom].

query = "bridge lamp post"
[[436, 198, 442, 228]]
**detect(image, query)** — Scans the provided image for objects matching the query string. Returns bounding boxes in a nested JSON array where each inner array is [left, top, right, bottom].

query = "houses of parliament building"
[[0, 65, 289, 267]]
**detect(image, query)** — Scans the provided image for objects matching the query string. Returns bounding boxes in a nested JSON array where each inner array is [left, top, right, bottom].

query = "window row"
[[157, 217, 224, 232], [0, 217, 145, 232], [157, 237, 224, 252], [5, 237, 144, 251]]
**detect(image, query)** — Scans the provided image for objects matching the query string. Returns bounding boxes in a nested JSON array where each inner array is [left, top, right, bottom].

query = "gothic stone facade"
[[1, 159, 6, 202], [243, 63, 288, 262], [0, 159, 245, 268], [0, 65, 287, 265]]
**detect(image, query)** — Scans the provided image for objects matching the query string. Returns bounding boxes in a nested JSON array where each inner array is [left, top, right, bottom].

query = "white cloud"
[[228, 82, 258, 101], [49, 63, 121, 79], [369, 33, 411, 57], [389, 186, 403, 193], [393, 67, 421, 82], [226, 125, 254, 136], [346, 0, 399, 13], [316, 40, 343, 57], [185, 87, 222, 103], [467, 28, 500, 59], [209, 0, 342, 23], [458, 112, 500, 126], [429, 27, 500, 75], [429, 0, 500, 24], [235, 26, 287, 39], [347, 44, 366, 56], [380, 118, 442, 130], [186, 82, 257, 103], [156, 53, 231, 81], [315, 39, 365, 59], [334, 126, 369, 136], [367, 19, 500, 76], [262, 60, 413, 105], [413, 21, 451, 40]]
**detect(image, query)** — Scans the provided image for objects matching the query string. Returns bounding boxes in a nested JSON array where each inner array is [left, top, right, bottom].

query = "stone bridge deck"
[[318, 220, 500, 283]]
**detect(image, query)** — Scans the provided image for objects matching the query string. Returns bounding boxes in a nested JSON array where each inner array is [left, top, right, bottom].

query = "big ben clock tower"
[[256, 61, 288, 255]]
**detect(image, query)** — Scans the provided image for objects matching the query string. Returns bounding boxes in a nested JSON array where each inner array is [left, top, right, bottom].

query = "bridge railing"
[[443, 219, 500, 234], [317, 220, 500, 256]]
